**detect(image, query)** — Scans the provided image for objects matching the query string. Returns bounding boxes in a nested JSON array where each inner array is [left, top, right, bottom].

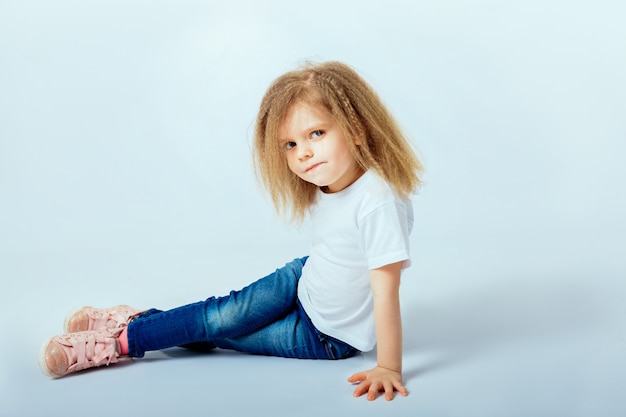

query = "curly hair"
[[253, 61, 423, 222]]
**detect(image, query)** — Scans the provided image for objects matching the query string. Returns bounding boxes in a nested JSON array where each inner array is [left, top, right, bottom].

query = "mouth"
[[305, 162, 325, 172]]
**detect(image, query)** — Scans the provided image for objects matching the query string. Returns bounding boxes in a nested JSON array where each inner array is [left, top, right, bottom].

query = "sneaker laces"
[[61, 329, 122, 373], [86, 306, 140, 330], [66, 305, 143, 333]]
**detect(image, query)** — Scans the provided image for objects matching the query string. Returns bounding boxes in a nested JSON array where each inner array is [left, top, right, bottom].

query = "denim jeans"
[[126, 257, 358, 360]]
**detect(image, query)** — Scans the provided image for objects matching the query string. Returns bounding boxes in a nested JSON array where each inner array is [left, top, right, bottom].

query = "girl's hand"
[[347, 366, 408, 401]]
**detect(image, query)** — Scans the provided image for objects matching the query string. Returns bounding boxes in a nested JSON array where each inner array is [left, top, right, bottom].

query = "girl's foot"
[[39, 328, 125, 378], [64, 305, 143, 333]]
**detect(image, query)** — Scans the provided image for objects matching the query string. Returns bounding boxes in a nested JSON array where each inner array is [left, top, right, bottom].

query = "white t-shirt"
[[297, 170, 413, 351]]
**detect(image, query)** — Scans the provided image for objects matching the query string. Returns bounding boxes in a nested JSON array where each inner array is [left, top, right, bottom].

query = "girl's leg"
[[213, 300, 359, 360], [126, 257, 307, 358]]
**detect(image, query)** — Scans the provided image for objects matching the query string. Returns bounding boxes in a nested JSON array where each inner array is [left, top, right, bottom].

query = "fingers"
[[353, 380, 403, 401], [351, 379, 409, 401], [367, 382, 382, 401], [347, 372, 366, 383], [352, 381, 381, 401], [370, 381, 396, 401], [383, 381, 394, 401], [394, 381, 409, 397], [348, 367, 409, 401], [352, 380, 371, 398]]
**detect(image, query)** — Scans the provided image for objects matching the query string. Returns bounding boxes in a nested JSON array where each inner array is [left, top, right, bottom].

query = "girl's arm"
[[347, 261, 408, 401]]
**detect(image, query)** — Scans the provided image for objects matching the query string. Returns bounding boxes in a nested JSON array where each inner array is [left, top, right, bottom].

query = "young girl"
[[39, 61, 423, 401]]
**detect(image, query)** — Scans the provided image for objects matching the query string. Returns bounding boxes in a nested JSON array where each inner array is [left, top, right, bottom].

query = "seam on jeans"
[[323, 339, 336, 360]]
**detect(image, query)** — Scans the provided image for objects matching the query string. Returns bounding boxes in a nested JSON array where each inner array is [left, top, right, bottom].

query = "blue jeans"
[[126, 257, 358, 360]]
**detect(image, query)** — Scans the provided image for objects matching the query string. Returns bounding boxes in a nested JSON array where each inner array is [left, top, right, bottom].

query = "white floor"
[[2, 1, 625, 416], [2, 231, 625, 417]]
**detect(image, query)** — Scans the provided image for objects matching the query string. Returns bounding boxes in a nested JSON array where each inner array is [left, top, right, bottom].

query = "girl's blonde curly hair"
[[254, 61, 423, 222]]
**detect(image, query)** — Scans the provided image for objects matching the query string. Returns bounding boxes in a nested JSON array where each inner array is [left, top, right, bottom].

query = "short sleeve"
[[358, 200, 412, 270]]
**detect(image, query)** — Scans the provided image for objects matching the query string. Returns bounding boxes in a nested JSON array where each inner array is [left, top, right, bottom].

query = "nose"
[[297, 143, 313, 161]]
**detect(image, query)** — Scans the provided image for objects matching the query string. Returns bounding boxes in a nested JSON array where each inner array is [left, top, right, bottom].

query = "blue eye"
[[284, 141, 296, 150], [311, 130, 324, 139]]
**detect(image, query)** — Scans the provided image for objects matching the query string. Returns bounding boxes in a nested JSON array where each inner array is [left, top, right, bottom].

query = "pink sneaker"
[[64, 305, 143, 333], [39, 328, 125, 378]]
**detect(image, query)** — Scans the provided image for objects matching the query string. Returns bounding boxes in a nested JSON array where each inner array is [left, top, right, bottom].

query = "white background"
[[1, 1, 625, 416]]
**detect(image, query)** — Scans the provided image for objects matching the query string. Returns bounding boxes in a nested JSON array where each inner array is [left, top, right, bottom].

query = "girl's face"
[[279, 102, 363, 193]]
